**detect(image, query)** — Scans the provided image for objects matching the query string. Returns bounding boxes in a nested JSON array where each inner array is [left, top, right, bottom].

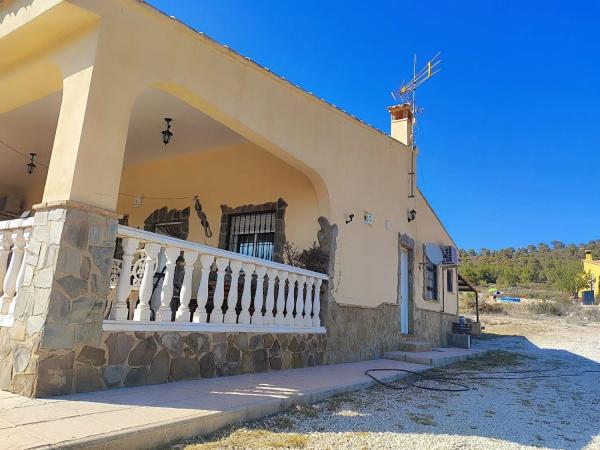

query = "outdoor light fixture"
[[408, 209, 417, 222], [161, 117, 173, 146], [26, 153, 37, 175]]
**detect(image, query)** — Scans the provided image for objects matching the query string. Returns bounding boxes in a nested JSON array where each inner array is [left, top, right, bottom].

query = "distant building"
[[581, 251, 600, 299]]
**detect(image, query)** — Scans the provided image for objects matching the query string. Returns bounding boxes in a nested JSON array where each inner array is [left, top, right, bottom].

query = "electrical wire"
[[116, 193, 198, 200], [0, 138, 49, 168]]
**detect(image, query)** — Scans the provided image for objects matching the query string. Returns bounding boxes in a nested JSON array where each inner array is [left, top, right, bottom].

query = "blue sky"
[[147, 1, 600, 250]]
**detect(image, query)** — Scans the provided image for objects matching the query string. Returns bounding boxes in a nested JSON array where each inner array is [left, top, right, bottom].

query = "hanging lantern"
[[161, 117, 173, 146], [26, 153, 37, 175], [407, 209, 417, 222]]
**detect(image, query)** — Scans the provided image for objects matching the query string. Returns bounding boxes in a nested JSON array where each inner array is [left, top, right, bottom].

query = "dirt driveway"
[[176, 315, 600, 450]]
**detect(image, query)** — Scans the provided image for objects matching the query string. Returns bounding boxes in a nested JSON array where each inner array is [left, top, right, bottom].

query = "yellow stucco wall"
[[581, 260, 600, 298], [0, 0, 458, 314], [116, 142, 320, 251]]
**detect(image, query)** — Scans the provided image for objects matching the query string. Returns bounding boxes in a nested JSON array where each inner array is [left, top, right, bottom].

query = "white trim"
[[0, 315, 14, 328], [102, 320, 326, 334], [118, 225, 328, 280], [0, 217, 34, 231]]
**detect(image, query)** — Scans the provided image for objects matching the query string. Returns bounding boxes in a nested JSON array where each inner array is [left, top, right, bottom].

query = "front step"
[[397, 340, 432, 352], [384, 347, 485, 368]]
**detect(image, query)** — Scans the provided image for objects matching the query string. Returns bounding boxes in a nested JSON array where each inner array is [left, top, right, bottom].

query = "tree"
[[551, 261, 589, 298]]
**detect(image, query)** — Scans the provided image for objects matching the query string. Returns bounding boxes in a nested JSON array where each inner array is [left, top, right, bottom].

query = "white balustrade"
[[274, 271, 288, 326], [295, 275, 306, 327], [156, 246, 180, 322], [252, 266, 267, 325], [194, 254, 215, 323], [110, 238, 139, 320], [0, 231, 12, 296], [134, 242, 160, 321], [264, 268, 277, 325], [176, 250, 197, 322], [105, 225, 327, 334], [238, 263, 255, 324], [286, 273, 297, 326], [213, 257, 229, 323], [313, 279, 322, 327], [0, 218, 33, 327], [305, 277, 315, 327], [224, 260, 242, 324]]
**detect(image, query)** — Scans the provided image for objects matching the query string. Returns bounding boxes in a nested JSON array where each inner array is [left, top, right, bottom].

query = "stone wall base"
[[325, 302, 457, 364], [414, 308, 457, 347], [40, 331, 325, 395]]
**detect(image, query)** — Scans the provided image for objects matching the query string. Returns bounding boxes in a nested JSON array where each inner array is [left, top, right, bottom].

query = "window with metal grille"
[[446, 268, 454, 292], [227, 211, 276, 260], [424, 256, 438, 300]]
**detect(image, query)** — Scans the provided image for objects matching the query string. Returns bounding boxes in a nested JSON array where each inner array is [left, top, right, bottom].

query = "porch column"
[[43, 32, 138, 211], [0, 31, 141, 397]]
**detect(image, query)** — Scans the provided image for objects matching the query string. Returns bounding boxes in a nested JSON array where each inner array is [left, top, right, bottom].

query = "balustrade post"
[[252, 266, 267, 325], [133, 242, 160, 321], [0, 229, 25, 315], [156, 246, 180, 322], [110, 237, 139, 320], [214, 257, 229, 323], [194, 254, 215, 323], [8, 228, 31, 317], [264, 268, 277, 325], [0, 231, 12, 295], [304, 277, 315, 327], [224, 260, 242, 324], [295, 275, 307, 327], [274, 271, 288, 325], [313, 279, 323, 327], [175, 250, 198, 322], [238, 263, 255, 324], [286, 273, 297, 326]]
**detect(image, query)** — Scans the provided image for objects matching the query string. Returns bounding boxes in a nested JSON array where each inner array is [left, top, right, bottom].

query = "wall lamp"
[[26, 153, 37, 175], [161, 117, 173, 146], [345, 213, 355, 224], [407, 209, 417, 222]]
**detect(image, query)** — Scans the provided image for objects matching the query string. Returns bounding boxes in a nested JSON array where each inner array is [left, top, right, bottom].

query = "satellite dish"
[[425, 243, 444, 265]]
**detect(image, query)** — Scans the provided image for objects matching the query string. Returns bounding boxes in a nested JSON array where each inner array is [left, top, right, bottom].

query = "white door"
[[400, 248, 409, 334]]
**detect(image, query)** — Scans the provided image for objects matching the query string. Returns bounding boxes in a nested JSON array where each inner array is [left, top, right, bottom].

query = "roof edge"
[[134, 0, 413, 155]]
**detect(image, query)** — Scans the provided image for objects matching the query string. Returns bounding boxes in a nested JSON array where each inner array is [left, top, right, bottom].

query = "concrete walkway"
[[0, 348, 485, 449]]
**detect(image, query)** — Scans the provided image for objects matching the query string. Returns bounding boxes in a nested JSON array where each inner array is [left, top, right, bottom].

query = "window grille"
[[446, 268, 454, 292], [227, 210, 276, 260], [424, 256, 438, 300]]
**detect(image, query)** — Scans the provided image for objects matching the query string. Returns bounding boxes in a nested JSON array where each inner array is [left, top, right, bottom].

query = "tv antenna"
[[391, 52, 441, 121], [390, 52, 441, 200]]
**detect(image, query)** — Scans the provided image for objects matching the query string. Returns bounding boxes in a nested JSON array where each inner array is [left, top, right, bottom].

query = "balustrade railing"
[[0, 217, 34, 327], [105, 225, 327, 332]]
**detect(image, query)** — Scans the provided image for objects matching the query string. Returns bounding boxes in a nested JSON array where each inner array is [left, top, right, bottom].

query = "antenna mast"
[[391, 52, 441, 198]]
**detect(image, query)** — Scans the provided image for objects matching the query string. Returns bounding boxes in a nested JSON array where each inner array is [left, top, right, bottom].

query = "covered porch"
[[0, 81, 330, 333]]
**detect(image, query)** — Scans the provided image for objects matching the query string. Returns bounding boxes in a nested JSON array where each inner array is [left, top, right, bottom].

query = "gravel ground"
[[176, 315, 600, 450]]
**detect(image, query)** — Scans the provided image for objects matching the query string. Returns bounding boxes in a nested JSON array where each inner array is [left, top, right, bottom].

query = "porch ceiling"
[[0, 88, 247, 190]]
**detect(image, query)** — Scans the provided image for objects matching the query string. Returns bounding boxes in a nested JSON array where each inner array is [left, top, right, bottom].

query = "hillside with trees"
[[458, 239, 600, 297]]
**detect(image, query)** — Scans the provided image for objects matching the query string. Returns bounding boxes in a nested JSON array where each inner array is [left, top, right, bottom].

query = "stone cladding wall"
[[0, 204, 116, 397], [50, 331, 325, 394]]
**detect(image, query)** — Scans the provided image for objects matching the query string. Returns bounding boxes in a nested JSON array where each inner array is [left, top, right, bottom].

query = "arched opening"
[[110, 86, 332, 324], [0, 89, 63, 218], [117, 86, 331, 257]]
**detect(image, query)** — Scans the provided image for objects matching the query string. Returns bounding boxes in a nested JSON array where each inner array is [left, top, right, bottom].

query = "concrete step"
[[384, 347, 487, 368], [397, 340, 432, 352]]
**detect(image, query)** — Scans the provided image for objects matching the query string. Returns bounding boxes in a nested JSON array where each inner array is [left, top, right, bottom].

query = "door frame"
[[398, 233, 415, 335]]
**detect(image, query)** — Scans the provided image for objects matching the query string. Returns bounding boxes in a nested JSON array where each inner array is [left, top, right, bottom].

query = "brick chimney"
[[388, 103, 414, 147]]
